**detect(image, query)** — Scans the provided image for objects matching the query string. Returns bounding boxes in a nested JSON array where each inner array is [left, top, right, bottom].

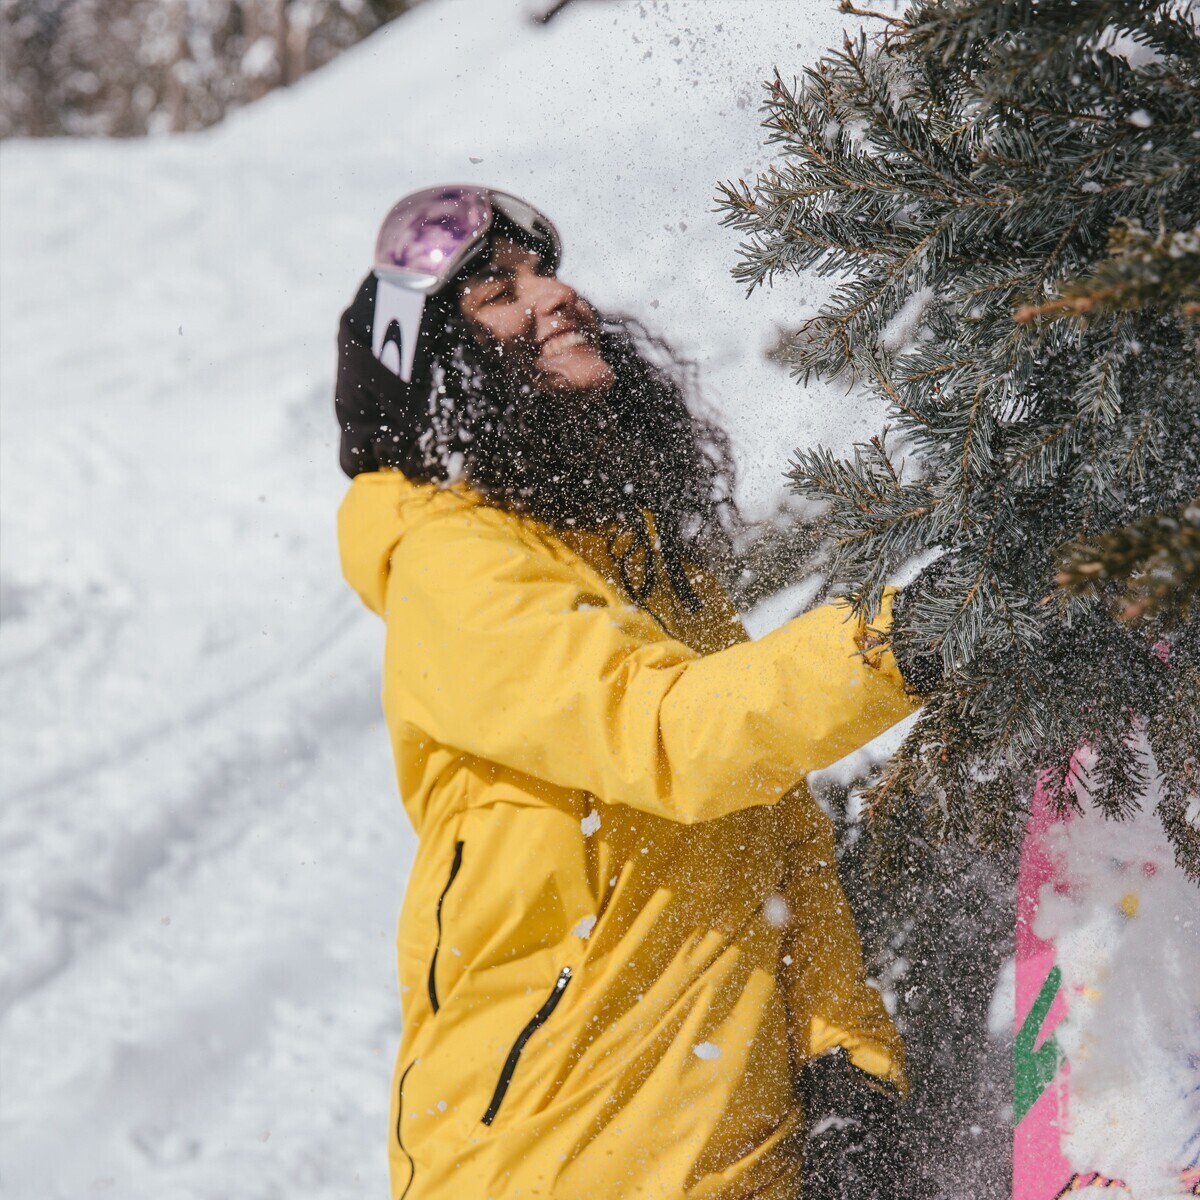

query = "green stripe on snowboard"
[[1014, 964, 1066, 1123]]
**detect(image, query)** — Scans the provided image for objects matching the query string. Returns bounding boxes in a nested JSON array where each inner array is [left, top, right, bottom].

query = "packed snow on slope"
[[0, 2, 892, 1197]]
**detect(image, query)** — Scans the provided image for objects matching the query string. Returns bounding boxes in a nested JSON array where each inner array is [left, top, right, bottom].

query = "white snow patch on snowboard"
[[1037, 763, 1200, 1193]]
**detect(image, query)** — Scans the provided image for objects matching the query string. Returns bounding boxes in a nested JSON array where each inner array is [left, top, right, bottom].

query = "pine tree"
[[718, 0, 1200, 878]]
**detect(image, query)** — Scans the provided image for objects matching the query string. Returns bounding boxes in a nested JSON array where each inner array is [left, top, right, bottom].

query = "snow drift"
[[0, 2, 893, 1195]]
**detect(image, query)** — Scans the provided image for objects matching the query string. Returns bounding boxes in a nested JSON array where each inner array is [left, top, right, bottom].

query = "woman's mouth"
[[539, 329, 588, 360]]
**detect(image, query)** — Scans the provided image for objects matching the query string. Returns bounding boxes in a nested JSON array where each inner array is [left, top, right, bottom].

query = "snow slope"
[[0, 2, 1007, 1197]]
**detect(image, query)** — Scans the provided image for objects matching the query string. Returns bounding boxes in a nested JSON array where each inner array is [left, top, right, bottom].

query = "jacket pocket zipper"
[[395, 1059, 417, 1199], [481, 966, 573, 1126], [428, 840, 464, 1014]]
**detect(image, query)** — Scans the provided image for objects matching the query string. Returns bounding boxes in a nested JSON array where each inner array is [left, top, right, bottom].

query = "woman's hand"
[[800, 1048, 911, 1199], [891, 555, 954, 697]]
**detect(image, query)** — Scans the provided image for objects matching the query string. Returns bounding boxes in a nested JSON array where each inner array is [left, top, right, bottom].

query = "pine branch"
[[1015, 222, 1200, 323], [1057, 500, 1200, 625], [838, 0, 909, 29], [530, 0, 576, 22]]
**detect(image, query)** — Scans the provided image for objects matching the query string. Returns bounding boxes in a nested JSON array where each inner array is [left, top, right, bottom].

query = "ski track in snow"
[[0, 1, 1006, 1195]]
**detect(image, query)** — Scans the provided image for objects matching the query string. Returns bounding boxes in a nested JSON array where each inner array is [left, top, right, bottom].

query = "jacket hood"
[[338, 470, 481, 616]]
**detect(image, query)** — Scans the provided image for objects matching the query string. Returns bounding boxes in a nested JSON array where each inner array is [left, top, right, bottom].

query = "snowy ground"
[[0, 2, 1009, 1196]]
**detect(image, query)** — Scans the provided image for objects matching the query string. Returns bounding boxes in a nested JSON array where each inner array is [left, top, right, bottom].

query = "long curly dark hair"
[[336, 275, 740, 609]]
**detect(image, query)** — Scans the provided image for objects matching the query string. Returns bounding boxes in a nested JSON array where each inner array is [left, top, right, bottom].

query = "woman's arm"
[[799, 1047, 912, 1200], [385, 506, 917, 825]]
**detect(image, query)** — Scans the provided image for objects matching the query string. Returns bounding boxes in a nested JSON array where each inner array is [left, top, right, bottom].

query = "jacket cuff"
[[853, 588, 911, 696], [807, 1016, 909, 1100]]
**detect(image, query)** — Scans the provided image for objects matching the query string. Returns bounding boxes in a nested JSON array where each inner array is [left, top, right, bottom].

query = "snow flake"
[[692, 1042, 721, 1061], [572, 914, 597, 939], [580, 809, 601, 837], [1127, 108, 1153, 128], [763, 895, 790, 928], [437, 1100, 448, 1113], [782, 954, 794, 966]]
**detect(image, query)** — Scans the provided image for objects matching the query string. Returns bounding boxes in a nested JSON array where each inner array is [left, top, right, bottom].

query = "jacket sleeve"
[[384, 507, 917, 826]]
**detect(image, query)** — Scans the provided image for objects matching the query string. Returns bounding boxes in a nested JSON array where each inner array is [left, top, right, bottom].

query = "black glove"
[[891, 554, 953, 696], [799, 1048, 910, 1200]]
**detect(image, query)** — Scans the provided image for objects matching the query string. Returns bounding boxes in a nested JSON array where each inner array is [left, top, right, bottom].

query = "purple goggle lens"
[[374, 186, 491, 290], [370, 184, 561, 383], [373, 185, 560, 292]]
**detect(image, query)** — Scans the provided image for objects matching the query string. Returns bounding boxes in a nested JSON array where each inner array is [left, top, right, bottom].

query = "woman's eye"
[[482, 289, 512, 305]]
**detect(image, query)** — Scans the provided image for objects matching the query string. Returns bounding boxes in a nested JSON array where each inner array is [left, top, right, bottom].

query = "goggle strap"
[[372, 276, 428, 383]]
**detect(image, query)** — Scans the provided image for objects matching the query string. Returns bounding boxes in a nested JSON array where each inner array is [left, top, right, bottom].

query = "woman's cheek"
[[500, 313, 536, 349]]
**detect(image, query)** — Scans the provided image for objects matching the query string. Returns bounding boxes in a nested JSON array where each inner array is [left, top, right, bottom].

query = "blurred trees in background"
[[0, 0, 424, 137]]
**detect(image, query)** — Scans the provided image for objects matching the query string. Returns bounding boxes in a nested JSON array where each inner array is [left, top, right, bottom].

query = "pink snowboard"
[[1015, 744, 1200, 1199], [1014, 777, 1080, 1199]]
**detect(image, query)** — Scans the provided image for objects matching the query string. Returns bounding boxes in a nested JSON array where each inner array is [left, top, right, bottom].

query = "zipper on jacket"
[[427, 840, 464, 1015], [481, 966, 573, 1126], [395, 1059, 417, 1200]]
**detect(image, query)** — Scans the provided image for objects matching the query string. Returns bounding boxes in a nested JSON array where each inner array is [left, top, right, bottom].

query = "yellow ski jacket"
[[338, 469, 918, 1200]]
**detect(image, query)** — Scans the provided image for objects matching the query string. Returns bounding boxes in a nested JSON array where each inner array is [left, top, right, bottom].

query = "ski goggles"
[[370, 185, 562, 382]]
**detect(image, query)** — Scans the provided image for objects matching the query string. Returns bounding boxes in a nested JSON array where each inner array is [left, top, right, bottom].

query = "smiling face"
[[457, 238, 615, 397]]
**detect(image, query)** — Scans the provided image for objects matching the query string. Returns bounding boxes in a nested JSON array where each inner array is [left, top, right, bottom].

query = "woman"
[[334, 186, 919, 1199]]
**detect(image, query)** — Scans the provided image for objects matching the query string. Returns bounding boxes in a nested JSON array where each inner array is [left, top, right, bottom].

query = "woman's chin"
[[537, 353, 615, 397]]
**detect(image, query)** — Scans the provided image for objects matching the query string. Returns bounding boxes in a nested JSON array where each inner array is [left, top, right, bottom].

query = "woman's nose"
[[528, 272, 577, 315]]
